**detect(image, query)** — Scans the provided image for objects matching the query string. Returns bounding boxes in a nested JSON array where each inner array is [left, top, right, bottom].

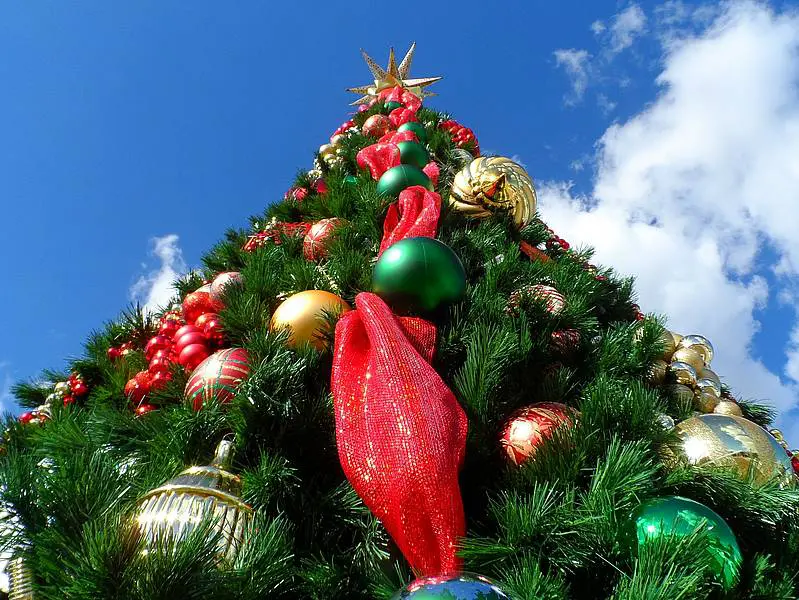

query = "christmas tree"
[[4, 44, 799, 600]]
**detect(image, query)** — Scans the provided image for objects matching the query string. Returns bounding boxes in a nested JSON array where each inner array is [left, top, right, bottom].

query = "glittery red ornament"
[[144, 335, 173, 360], [107, 347, 121, 362], [178, 343, 211, 372], [175, 332, 207, 355], [303, 218, 343, 261], [500, 402, 577, 466], [185, 348, 250, 410], [209, 271, 242, 303], [135, 403, 158, 417], [182, 290, 220, 324], [194, 312, 218, 329], [313, 178, 328, 195], [158, 320, 180, 338]]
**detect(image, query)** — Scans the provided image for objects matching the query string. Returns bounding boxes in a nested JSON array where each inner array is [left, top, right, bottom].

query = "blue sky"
[[2, 1, 799, 439]]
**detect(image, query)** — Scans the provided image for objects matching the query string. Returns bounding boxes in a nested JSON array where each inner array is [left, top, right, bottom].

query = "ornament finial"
[[347, 44, 441, 105]]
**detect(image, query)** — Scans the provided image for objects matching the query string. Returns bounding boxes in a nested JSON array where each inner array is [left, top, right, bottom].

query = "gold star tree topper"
[[347, 43, 442, 105]]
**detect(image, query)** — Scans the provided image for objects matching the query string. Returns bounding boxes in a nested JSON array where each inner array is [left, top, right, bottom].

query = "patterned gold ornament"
[[347, 43, 442, 105], [9, 555, 34, 600], [664, 383, 696, 406], [678, 334, 714, 364], [694, 390, 720, 413], [697, 377, 722, 398], [714, 400, 743, 417], [672, 347, 705, 372], [135, 440, 252, 561], [646, 360, 668, 386], [449, 156, 536, 228], [668, 413, 794, 486], [659, 330, 678, 361], [668, 361, 697, 387]]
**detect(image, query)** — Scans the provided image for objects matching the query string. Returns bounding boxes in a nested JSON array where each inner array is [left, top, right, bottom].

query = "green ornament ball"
[[373, 237, 466, 313], [376, 165, 433, 197], [629, 496, 742, 590], [385, 101, 403, 111], [343, 175, 358, 185], [397, 141, 429, 169], [398, 121, 428, 142]]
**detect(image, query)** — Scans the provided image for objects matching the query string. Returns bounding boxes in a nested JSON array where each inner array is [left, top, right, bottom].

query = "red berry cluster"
[[242, 221, 312, 252], [439, 120, 480, 155]]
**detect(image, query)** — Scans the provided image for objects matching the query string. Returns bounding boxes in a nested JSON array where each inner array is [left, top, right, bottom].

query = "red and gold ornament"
[[506, 284, 566, 316], [362, 114, 392, 137], [242, 221, 312, 252], [185, 348, 250, 410], [210, 272, 243, 303], [500, 402, 577, 466], [550, 329, 581, 358], [303, 218, 343, 261]]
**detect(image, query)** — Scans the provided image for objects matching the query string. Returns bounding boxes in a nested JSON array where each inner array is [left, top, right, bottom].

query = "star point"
[[347, 43, 441, 105]]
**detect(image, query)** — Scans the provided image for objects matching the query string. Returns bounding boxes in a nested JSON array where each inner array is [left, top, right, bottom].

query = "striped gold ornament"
[[9, 555, 34, 600], [135, 440, 252, 561]]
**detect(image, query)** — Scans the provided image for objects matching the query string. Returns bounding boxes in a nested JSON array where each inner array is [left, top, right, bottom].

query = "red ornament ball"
[[550, 329, 581, 358], [178, 343, 211, 372], [303, 218, 343, 261], [63, 395, 76, 406], [182, 290, 220, 324], [158, 319, 181, 338], [150, 370, 173, 391], [172, 324, 200, 342], [124, 371, 152, 405], [194, 312, 218, 329], [151, 349, 174, 362], [210, 271, 243, 303], [71, 381, 89, 397], [202, 317, 226, 348], [148, 356, 173, 375], [175, 332, 207, 355], [500, 402, 577, 466], [185, 348, 250, 410], [362, 114, 392, 137], [144, 335, 173, 360], [107, 347, 121, 362]]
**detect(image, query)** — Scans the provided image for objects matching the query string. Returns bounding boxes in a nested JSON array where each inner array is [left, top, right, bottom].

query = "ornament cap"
[[212, 438, 235, 471]]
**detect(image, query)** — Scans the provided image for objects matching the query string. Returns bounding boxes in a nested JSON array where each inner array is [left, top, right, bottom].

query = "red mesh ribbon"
[[379, 86, 423, 112], [390, 107, 418, 128], [380, 187, 441, 255], [378, 130, 417, 144], [332, 293, 467, 575], [357, 143, 401, 180], [423, 162, 440, 187]]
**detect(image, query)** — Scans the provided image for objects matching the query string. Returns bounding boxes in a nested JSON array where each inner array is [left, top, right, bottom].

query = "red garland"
[[331, 186, 467, 576]]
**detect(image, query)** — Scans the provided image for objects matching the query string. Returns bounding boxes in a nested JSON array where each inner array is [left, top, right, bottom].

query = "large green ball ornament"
[[373, 237, 466, 313], [397, 141, 429, 169], [385, 101, 403, 111], [376, 165, 434, 197], [629, 496, 741, 590], [398, 121, 428, 142]]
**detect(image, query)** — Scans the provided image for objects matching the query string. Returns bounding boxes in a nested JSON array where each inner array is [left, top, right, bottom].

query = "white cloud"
[[553, 49, 591, 104], [591, 20, 607, 35], [130, 234, 187, 313], [609, 4, 648, 54], [596, 93, 617, 114], [541, 1, 799, 439]]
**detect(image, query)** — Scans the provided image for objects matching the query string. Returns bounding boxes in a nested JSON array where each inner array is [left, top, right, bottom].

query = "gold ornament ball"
[[697, 377, 722, 398], [330, 134, 346, 146], [678, 334, 714, 364], [660, 330, 677, 361], [669, 413, 794, 486], [270, 290, 351, 350], [694, 390, 720, 413], [668, 361, 697, 387], [671, 331, 683, 348], [319, 143, 336, 158], [664, 383, 696, 406], [135, 440, 252, 561], [672, 347, 705, 372], [698, 367, 721, 387], [714, 400, 743, 417], [646, 360, 669, 386], [449, 156, 536, 228]]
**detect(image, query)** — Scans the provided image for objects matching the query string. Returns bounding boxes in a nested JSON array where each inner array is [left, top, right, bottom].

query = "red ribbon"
[[357, 143, 401, 180], [380, 187, 441, 255], [332, 293, 467, 576], [331, 186, 467, 576], [379, 86, 423, 113], [389, 107, 418, 128]]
